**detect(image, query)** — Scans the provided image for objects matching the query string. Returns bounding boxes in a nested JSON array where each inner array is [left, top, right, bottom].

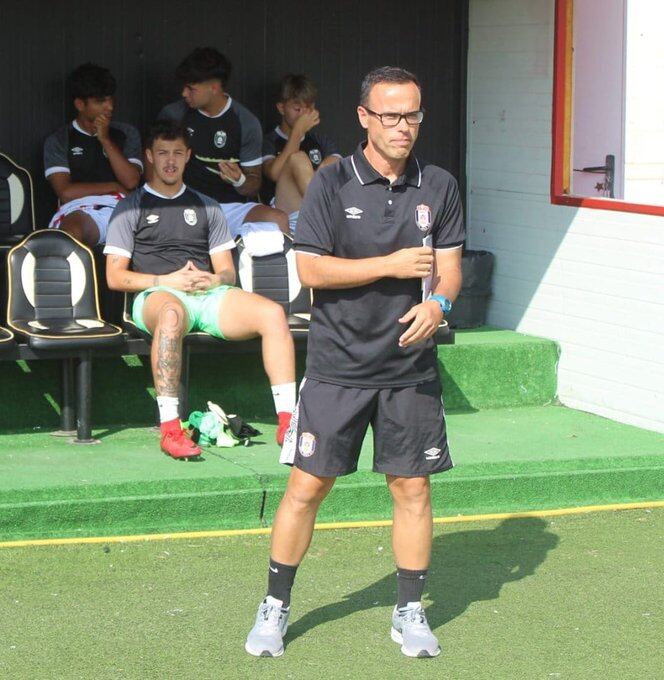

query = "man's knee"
[[285, 472, 334, 509], [287, 151, 312, 172], [59, 214, 92, 246], [257, 299, 289, 334], [156, 301, 187, 335], [389, 476, 431, 508]]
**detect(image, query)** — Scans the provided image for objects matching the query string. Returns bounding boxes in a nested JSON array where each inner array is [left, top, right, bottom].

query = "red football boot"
[[276, 411, 292, 446], [160, 419, 202, 460]]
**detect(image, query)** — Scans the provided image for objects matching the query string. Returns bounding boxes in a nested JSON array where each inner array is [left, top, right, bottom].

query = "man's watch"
[[429, 294, 453, 315]]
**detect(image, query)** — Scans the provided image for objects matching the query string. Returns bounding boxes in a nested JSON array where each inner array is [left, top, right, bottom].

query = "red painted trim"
[[551, 194, 664, 217], [550, 0, 664, 218], [551, 0, 569, 199]]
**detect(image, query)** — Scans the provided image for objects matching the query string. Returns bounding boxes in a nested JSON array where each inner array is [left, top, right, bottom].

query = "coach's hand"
[[398, 300, 443, 347], [386, 246, 433, 279]]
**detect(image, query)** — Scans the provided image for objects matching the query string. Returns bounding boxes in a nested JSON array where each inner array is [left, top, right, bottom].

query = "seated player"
[[262, 74, 341, 228], [104, 121, 295, 459], [44, 63, 142, 247], [157, 47, 290, 236]]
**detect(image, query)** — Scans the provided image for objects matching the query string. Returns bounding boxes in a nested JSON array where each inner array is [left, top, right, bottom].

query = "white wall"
[[624, 0, 664, 204], [467, 0, 664, 432]]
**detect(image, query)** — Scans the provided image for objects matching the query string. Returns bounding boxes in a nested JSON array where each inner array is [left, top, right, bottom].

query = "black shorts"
[[279, 377, 453, 478]]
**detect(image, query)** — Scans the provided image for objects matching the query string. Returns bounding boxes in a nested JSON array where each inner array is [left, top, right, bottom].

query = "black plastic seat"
[[234, 233, 312, 332], [0, 326, 15, 353], [7, 230, 123, 443], [7, 230, 123, 351], [0, 152, 36, 247]]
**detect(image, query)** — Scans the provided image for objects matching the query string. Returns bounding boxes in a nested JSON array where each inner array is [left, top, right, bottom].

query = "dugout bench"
[[0, 164, 454, 444]]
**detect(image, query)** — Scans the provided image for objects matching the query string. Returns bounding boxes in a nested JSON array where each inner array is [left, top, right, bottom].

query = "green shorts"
[[132, 285, 234, 339]]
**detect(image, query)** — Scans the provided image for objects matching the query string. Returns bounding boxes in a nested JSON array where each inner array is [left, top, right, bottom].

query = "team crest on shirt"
[[183, 209, 197, 226], [309, 148, 322, 165], [70, 147, 84, 156], [415, 204, 432, 231], [298, 432, 317, 457], [214, 130, 227, 148]]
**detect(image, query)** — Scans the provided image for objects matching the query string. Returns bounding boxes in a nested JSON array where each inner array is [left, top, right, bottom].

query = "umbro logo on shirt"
[[424, 447, 441, 460], [70, 147, 84, 156], [146, 214, 159, 225], [345, 207, 363, 219]]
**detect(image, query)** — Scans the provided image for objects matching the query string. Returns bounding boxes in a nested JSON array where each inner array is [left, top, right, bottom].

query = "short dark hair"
[[359, 66, 420, 106], [69, 63, 116, 101], [175, 47, 232, 87], [279, 74, 317, 104], [147, 120, 191, 149]]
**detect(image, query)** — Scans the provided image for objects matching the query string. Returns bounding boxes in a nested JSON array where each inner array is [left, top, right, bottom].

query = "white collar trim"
[[144, 183, 187, 200], [275, 125, 304, 142], [197, 96, 232, 118], [72, 119, 95, 136]]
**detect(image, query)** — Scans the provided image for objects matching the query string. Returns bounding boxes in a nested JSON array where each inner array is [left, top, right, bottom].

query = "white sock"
[[157, 396, 179, 423], [271, 382, 296, 414]]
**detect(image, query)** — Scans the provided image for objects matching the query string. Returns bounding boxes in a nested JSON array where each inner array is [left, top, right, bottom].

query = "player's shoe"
[[276, 411, 292, 446], [391, 602, 441, 658], [160, 420, 202, 460], [245, 596, 290, 657]]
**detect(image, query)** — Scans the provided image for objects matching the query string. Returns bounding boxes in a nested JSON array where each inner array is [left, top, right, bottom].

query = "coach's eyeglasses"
[[362, 107, 425, 127]]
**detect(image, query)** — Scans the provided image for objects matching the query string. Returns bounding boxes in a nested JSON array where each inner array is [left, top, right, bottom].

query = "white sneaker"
[[391, 601, 441, 658], [245, 596, 290, 657]]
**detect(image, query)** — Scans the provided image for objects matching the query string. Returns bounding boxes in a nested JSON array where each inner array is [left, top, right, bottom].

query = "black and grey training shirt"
[[295, 143, 465, 388], [104, 184, 235, 275], [44, 120, 143, 182], [158, 98, 262, 204]]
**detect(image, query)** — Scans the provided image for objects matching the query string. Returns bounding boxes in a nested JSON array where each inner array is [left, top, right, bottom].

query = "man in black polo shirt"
[[104, 121, 296, 460], [157, 47, 289, 236], [44, 63, 142, 246], [245, 67, 464, 659]]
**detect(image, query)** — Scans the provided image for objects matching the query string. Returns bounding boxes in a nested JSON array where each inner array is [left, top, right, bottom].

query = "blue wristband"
[[429, 294, 452, 314]]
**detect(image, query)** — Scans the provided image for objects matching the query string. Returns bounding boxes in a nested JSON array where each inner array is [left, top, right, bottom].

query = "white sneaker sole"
[[244, 640, 284, 658], [391, 626, 441, 658]]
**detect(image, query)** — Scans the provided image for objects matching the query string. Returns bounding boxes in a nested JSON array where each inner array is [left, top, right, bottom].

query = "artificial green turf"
[[1, 405, 662, 541], [0, 509, 662, 679], [0, 327, 558, 431]]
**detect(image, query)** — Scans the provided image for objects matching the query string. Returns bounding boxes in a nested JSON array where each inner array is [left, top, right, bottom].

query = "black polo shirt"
[[295, 143, 465, 388]]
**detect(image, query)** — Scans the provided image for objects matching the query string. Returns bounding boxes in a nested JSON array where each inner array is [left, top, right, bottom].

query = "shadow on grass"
[[286, 517, 558, 643]]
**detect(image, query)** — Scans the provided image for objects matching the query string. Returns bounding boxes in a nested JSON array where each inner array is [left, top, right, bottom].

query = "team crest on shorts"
[[298, 432, 317, 457], [416, 204, 432, 231], [214, 130, 227, 148], [183, 209, 197, 226], [309, 148, 322, 165]]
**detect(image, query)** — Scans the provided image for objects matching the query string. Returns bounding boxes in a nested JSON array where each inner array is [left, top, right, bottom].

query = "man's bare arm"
[[48, 173, 125, 204], [94, 114, 141, 191], [106, 255, 203, 293], [210, 250, 236, 287], [296, 247, 434, 290], [398, 246, 463, 348]]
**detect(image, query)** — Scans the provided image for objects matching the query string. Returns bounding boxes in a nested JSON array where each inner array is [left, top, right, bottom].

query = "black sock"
[[396, 567, 428, 608], [267, 558, 298, 607]]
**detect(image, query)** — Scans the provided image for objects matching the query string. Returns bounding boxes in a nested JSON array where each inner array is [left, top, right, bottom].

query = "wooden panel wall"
[[0, 0, 467, 225]]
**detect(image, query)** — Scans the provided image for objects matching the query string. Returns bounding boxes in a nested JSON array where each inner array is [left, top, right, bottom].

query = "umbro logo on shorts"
[[424, 447, 441, 460], [345, 207, 363, 219]]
